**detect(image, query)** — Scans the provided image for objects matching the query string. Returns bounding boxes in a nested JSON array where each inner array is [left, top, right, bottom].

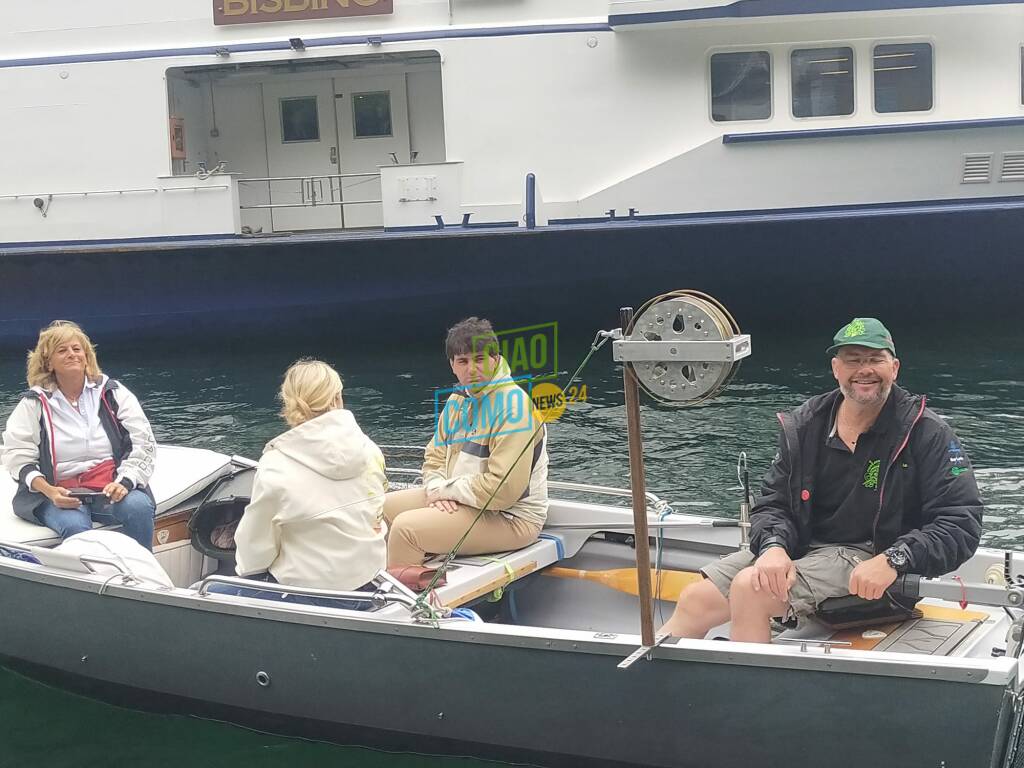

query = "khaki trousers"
[[383, 487, 541, 568]]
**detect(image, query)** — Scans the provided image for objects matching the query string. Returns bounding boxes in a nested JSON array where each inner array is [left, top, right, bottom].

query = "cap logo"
[[843, 320, 866, 339]]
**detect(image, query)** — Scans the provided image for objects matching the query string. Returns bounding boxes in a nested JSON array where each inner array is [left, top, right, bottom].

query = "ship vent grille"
[[961, 153, 992, 184], [1000, 152, 1024, 182]]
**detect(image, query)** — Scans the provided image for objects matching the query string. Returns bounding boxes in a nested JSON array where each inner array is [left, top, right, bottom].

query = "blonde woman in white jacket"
[[210, 360, 387, 609]]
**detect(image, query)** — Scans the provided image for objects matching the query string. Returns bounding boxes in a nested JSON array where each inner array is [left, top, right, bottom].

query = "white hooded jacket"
[[233, 409, 387, 591]]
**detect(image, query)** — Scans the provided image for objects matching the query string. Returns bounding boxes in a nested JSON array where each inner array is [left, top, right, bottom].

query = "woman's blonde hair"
[[26, 320, 103, 390], [279, 359, 344, 428]]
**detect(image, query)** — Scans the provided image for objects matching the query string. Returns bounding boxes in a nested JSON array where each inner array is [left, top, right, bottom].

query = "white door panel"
[[334, 74, 411, 229], [263, 80, 341, 232]]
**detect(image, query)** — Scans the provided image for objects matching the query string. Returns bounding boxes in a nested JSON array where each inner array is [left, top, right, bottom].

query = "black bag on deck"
[[815, 592, 922, 630]]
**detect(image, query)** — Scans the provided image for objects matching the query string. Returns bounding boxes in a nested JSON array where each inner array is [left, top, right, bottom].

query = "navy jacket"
[[749, 385, 983, 577]]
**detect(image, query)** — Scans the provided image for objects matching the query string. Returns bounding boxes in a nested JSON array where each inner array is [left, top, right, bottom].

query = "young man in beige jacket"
[[384, 317, 549, 567]]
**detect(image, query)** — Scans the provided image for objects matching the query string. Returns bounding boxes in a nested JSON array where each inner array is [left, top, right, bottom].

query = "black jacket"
[[749, 385, 983, 577]]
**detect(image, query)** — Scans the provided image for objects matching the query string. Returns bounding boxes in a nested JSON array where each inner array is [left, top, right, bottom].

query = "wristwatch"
[[884, 545, 911, 574], [759, 536, 786, 554]]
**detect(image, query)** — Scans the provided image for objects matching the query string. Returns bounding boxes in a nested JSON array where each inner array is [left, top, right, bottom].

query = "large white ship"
[[2, 0, 1022, 343]]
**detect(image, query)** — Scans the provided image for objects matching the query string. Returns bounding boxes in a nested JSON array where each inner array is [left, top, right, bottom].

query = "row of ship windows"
[[710, 43, 933, 122]]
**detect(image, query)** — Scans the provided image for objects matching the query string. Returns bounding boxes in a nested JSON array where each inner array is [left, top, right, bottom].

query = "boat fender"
[[451, 608, 483, 623]]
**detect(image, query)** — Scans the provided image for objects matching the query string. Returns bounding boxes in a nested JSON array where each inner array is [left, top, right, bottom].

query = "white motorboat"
[[1, 441, 1022, 768]]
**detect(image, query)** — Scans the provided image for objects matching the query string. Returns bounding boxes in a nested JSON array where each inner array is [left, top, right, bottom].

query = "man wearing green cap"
[[662, 318, 983, 643]]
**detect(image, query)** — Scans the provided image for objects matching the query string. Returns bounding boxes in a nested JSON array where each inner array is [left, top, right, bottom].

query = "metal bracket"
[[612, 336, 752, 363], [776, 638, 852, 654], [617, 632, 672, 669]]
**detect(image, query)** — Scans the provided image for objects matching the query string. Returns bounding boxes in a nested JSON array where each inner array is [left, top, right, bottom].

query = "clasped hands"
[[425, 487, 459, 514], [751, 547, 897, 602]]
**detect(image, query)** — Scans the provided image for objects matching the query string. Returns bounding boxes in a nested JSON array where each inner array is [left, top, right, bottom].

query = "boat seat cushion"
[[430, 533, 564, 608], [0, 446, 232, 546]]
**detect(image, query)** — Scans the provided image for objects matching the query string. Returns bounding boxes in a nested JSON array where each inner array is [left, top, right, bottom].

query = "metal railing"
[[377, 445, 711, 511], [0, 188, 159, 201], [0, 185, 229, 201], [197, 574, 419, 611], [238, 173, 382, 228]]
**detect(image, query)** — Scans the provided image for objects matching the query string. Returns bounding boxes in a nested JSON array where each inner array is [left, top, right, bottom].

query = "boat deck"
[[777, 600, 998, 657]]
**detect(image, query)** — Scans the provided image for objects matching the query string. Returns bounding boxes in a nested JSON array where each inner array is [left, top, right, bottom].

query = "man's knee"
[[729, 567, 758, 596], [678, 578, 727, 614], [729, 567, 786, 613], [660, 578, 730, 638]]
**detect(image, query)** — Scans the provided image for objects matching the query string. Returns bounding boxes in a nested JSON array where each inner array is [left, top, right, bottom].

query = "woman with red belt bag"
[[1, 321, 157, 549]]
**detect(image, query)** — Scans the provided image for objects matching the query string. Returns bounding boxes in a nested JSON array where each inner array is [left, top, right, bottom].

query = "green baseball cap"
[[826, 317, 895, 356]]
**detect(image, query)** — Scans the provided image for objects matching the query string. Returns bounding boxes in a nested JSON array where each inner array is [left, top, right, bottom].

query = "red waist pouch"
[[57, 459, 117, 491]]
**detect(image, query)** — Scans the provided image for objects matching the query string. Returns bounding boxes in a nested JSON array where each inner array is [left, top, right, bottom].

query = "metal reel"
[[626, 291, 743, 405]]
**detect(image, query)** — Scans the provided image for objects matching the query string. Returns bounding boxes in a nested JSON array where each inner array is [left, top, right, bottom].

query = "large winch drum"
[[612, 290, 751, 405]]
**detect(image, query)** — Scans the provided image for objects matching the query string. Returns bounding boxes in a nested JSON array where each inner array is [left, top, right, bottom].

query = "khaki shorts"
[[701, 544, 873, 619]]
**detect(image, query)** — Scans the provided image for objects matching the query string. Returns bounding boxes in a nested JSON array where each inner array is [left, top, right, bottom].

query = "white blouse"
[[27, 379, 113, 488]]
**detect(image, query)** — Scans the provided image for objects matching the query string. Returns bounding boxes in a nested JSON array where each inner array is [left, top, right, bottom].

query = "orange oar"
[[544, 566, 703, 602]]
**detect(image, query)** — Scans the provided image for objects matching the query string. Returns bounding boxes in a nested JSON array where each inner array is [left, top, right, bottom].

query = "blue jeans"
[[34, 490, 156, 551], [206, 573, 375, 611]]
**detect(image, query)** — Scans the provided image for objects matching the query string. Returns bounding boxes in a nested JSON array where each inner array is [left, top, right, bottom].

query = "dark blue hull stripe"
[[611, 0, 1024, 26], [0, 23, 611, 70], [3, 193, 1024, 255], [724, 116, 1024, 143], [546, 193, 1024, 227]]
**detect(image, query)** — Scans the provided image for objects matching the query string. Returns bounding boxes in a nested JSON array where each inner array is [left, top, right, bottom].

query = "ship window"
[[791, 47, 855, 118], [874, 43, 933, 113], [710, 51, 772, 122], [352, 91, 393, 138], [280, 96, 320, 143]]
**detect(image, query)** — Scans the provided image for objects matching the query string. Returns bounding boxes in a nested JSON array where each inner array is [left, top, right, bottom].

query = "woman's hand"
[[38, 483, 82, 509], [102, 482, 129, 503]]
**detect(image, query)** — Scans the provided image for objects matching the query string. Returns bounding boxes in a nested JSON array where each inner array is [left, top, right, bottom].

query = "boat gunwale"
[[0, 555, 1016, 687]]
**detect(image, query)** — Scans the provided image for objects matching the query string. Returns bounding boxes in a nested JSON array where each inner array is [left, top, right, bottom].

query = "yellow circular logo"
[[531, 382, 567, 422]]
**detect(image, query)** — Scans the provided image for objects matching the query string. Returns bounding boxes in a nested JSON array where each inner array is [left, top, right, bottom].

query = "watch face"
[[887, 548, 909, 568]]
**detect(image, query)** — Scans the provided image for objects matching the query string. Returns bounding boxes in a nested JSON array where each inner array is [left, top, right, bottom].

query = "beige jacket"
[[234, 409, 386, 590], [422, 358, 548, 527]]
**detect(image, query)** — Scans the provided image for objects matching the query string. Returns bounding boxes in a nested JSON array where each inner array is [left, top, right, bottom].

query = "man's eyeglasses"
[[836, 353, 890, 367]]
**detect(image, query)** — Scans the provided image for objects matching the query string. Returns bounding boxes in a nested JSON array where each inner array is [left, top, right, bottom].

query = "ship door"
[[262, 80, 342, 232], [333, 74, 411, 229]]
